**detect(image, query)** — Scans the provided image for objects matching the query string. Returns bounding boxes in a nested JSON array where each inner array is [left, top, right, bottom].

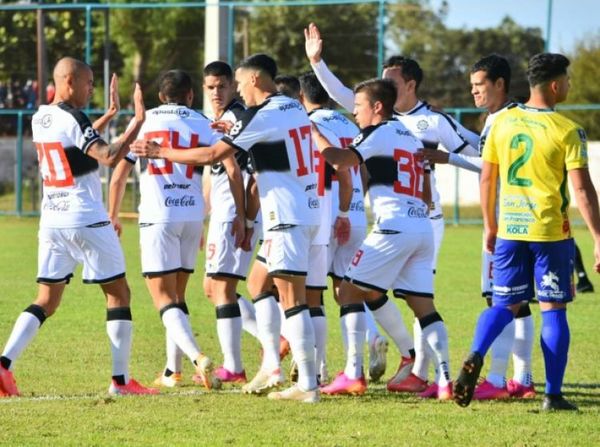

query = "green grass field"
[[0, 216, 599, 446]]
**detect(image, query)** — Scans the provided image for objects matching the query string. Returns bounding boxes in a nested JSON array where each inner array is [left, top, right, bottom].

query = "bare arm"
[[222, 154, 246, 248], [480, 160, 499, 254], [130, 139, 236, 166], [422, 170, 432, 210], [108, 159, 134, 236], [312, 124, 361, 169], [92, 73, 120, 133], [333, 167, 352, 245], [569, 167, 600, 272], [242, 175, 260, 252]]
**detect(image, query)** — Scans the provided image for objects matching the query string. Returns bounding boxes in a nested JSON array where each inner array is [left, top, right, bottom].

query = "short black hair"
[[354, 78, 397, 116], [203, 61, 233, 81], [527, 53, 570, 87], [383, 55, 424, 90], [275, 75, 300, 99], [299, 72, 330, 105], [158, 69, 192, 103], [238, 53, 277, 80], [471, 54, 511, 93]]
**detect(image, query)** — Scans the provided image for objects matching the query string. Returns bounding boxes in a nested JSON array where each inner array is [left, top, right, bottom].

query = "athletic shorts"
[[430, 215, 444, 272], [37, 222, 125, 284], [306, 244, 328, 289], [256, 224, 318, 276], [205, 219, 258, 279], [139, 220, 202, 276], [344, 230, 434, 298], [328, 225, 367, 280], [492, 237, 575, 306]]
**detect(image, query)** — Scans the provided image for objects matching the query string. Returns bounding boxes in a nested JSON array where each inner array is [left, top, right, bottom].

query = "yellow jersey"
[[482, 104, 588, 241]]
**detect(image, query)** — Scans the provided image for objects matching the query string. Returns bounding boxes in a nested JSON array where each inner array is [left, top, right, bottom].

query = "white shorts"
[[306, 244, 328, 289], [481, 237, 494, 298], [256, 224, 318, 276], [206, 219, 257, 279], [328, 225, 367, 279], [37, 222, 125, 284], [344, 230, 434, 298], [431, 215, 445, 272], [139, 221, 202, 276]]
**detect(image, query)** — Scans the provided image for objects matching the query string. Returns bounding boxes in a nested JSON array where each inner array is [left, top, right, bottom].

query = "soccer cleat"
[[267, 384, 320, 403], [214, 366, 247, 384], [386, 356, 415, 387], [368, 335, 389, 382], [279, 336, 291, 360], [418, 382, 453, 400], [453, 352, 484, 407], [0, 366, 19, 397], [576, 276, 594, 294], [108, 378, 159, 396], [542, 394, 578, 411], [320, 372, 367, 396], [153, 372, 183, 388], [192, 354, 221, 390], [507, 379, 536, 398], [387, 372, 428, 393], [473, 379, 509, 400], [242, 368, 285, 394]]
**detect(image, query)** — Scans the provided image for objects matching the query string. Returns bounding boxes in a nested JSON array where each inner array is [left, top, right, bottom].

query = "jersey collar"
[[518, 103, 554, 113], [395, 100, 426, 116]]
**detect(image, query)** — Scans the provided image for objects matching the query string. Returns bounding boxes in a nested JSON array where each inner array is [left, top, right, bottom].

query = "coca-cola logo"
[[407, 206, 427, 218], [164, 195, 196, 208]]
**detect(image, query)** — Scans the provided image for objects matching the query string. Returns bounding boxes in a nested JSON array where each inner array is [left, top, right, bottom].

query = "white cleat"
[[267, 384, 320, 403], [368, 335, 389, 382], [153, 372, 182, 388], [242, 368, 285, 394]]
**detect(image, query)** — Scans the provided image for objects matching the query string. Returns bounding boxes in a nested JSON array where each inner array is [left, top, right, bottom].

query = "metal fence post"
[[15, 112, 24, 216], [376, 0, 385, 76]]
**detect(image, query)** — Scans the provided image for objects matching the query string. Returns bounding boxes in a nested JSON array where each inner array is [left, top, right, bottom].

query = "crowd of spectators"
[[0, 79, 56, 135]]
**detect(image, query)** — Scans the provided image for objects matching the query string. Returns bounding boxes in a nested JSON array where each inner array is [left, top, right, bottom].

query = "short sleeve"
[[221, 107, 270, 152], [481, 120, 499, 165], [65, 109, 102, 153], [436, 113, 470, 153], [564, 127, 588, 171], [348, 124, 383, 163]]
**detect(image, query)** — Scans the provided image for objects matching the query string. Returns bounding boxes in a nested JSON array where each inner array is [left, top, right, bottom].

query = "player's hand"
[[107, 73, 120, 116], [484, 227, 497, 254], [211, 120, 234, 134], [231, 214, 246, 249], [304, 22, 323, 64], [334, 216, 350, 246], [130, 139, 162, 158], [418, 148, 449, 164], [133, 82, 145, 124], [241, 227, 254, 252], [110, 215, 122, 237], [594, 239, 600, 273]]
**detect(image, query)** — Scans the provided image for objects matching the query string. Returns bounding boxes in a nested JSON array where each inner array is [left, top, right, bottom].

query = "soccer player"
[[109, 69, 228, 390], [274, 75, 301, 99], [0, 57, 157, 397], [421, 55, 537, 400], [313, 79, 453, 400], [131, 53, 322, 403], [454, 53, 600, 411], [305, 22, 476, 395]]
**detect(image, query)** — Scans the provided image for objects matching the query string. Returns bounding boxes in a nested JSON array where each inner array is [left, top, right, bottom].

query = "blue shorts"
[[492, 238, 574, 306]]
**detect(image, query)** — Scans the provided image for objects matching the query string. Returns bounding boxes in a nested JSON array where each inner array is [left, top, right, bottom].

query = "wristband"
[[245, 218, 255, 229], [338, 210, 349, 218]]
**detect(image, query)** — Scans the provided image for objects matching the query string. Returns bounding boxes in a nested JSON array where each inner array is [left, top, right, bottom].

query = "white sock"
[[513, 315, 534, 386], [310, 307, 327, 376], [368, 296, 413, 357], [487, 319, 515, 388], [341, 306, 366, 380], [161, 307, 201, 362], [1, 309, 44, 369], [165, 332, 183, 374], [253, 294, 281, 371], [286, 307, 317, 391], [421, 319, 451, 387], [216, 304, 243, 373], [106, 319, 132, 383], [238, 295, 258, 338], [364, 306, 380, 346], [412, 318, 430, 380]]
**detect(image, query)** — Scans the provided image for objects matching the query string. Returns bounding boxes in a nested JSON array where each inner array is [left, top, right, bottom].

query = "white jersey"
[[309, 108, 366, 229], [209, 100, 250, 223], [32, 102, 106, 229], [222, 93, 320, 231], [348, 119, 430, 233], [125, 104, 219, 224]]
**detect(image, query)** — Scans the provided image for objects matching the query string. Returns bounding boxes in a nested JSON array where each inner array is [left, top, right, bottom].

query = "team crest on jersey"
[[41, 114, 52, 128], [417, 119, 428, 131], [228, 120, 243, 137], [177, 108, 190, 118]]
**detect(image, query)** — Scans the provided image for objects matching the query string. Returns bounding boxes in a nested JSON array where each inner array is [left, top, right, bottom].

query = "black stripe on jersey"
[[453, 141, 469, 154], [211, 150, 249, 176], [428, 105, 470, 152], [64, 145, 99, 177], [124, 155, 136, 164], [365, 156, 396, 189], [225, 100, 246, 120], [348, 122, 385, 150], [248, 140, 291, 173], [422, 140, 438, 150], [221, 99, 271, 147], [323, 161, 335, 191], [57, 102, 102, 153]]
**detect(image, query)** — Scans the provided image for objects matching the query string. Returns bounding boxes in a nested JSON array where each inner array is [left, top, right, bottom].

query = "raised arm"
[[569, 167, 600, 272], [92, 73, 120, 133]]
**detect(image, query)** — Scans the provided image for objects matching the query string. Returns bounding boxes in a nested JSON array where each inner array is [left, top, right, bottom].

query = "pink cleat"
[[108, 378, 159, 396], [0, 366, 19, 397], [507, 379, 536, 399], [386, 356, 414, 386], [418, 382, 453, 400], [473, 379, 509, 400], [387, 372, 427, 393], [215, 366, 247, 384], [321, 372, 367, 396]]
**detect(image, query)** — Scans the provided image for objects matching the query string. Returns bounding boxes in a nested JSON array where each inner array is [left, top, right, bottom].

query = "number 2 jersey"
[[348, 119, 430, 233], [222, 93, 320, 231], [125, 104, 220, 223], [482, 103, 588, 241], [32, 102, 106, 228]]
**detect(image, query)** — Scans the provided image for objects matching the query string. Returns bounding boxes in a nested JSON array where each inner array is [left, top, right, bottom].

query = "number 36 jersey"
[[32, 102, 106, 229], [483, 104, 588, 242], [348, 119, 430, 233], [222, 93, 320, 231]]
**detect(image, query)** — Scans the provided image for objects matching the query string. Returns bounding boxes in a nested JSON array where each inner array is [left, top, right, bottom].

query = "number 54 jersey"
[[348, 119, 430, 234]]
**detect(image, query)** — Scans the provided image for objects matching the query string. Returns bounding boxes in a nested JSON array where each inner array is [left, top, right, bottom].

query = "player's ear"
[[186, 89, 194, 106], [158, 91, 167, 103]]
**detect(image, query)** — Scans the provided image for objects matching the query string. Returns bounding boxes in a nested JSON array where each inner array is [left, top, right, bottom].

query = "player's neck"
[[394, 97, 419, 113], [304, 102, 323, 113], [525, 90, 556, 110], [487, 96, 509, 114]]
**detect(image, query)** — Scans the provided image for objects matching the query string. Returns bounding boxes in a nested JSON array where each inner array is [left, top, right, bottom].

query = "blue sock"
[[470, 306, 514, 357], [540, 308, 570, 395]]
